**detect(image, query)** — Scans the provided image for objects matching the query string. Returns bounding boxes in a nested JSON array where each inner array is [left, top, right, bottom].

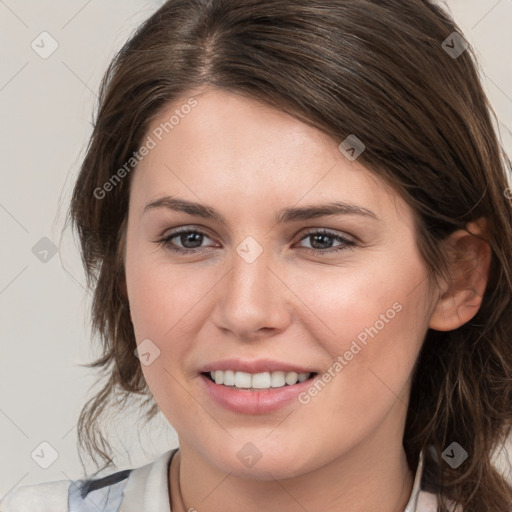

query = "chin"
[[204, 440, 318, 481]]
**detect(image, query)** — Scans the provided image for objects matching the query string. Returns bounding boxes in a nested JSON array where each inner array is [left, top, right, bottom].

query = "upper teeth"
[[209, 370, 311, 389]]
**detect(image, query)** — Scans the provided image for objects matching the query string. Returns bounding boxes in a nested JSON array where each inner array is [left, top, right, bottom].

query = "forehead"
[[130, 88, 409, 225]]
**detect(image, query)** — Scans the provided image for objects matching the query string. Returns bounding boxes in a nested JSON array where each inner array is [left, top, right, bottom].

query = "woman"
[[2, 0, 511, 511]]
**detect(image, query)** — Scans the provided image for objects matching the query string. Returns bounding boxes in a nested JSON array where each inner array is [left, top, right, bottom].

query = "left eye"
[[298, 230, 355, 253], [156, 228, 356, 255]]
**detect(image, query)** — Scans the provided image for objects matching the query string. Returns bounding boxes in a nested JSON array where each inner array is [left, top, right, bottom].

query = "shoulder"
[[68, 468, 132, 511], [416, 489, 464, 512], [0, 449, 177, 512], [0, 480, 71, 512], [0, 469, 133, 512], [0, 469, 132, 512], [408, 450, 464, 512], [416, 489, 439, 512]]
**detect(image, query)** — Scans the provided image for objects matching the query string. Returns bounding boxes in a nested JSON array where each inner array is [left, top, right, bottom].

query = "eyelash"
[[155, 227, 356, 256]]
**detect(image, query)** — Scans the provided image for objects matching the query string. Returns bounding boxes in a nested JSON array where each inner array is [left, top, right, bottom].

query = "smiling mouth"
[[201, 370, 318, 390]]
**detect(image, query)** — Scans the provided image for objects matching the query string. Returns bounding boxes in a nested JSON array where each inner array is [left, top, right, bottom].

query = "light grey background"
[[1, 0, 511, 498]]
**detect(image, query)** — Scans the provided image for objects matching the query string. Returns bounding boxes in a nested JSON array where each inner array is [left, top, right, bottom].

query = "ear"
[[429, 218, 491, 331]]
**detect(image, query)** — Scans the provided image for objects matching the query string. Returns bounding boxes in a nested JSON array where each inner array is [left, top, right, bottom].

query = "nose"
[[211, 249, 292, 341]]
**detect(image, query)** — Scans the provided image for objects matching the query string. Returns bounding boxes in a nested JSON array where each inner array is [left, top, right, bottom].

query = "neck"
[[169, 433, 415, 512]]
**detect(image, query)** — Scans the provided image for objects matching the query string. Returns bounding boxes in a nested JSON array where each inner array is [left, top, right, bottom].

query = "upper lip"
[[200, 358, 316, 375]]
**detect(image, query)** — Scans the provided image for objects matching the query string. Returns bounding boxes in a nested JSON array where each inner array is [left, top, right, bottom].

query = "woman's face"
[[125, 87, 437, 479]]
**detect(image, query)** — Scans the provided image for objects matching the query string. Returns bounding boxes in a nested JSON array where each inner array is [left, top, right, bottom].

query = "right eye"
[[156, 228, 217, 254]]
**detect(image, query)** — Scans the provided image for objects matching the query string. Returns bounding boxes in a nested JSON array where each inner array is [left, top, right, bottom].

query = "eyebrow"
[[143, 196, 379, 224]]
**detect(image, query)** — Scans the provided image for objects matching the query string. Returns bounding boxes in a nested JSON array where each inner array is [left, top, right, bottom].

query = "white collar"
[[118, 448, 177, 512]]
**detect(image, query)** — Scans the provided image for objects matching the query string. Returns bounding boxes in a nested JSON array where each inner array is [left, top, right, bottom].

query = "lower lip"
[[200, 373, 317, 414]]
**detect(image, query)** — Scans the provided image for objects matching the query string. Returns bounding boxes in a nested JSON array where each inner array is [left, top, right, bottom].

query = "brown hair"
[[69, 0, 512, 509]]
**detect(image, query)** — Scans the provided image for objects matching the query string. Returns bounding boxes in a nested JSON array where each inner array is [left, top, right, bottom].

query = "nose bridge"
[[213, 238, 290, 336], [232, 243, 272, 302]]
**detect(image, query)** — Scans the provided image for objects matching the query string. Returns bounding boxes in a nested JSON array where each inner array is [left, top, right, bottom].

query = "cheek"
[[291, 251, 427, 348], [125, 244, 220, 409], [125, 244, 213, 342], [288, 253, 429, 411], [124, 247, 212, 426]]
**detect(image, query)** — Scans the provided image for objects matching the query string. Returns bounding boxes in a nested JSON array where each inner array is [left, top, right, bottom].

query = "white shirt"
[[0, 448, 443, 511]]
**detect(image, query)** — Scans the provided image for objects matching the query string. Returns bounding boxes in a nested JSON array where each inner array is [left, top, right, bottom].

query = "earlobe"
[[429, 218, 491, 332]]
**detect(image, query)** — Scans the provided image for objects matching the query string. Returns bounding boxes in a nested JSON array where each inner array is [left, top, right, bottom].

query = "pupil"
[[182, 232, 202, 248], [312, 234, 332, 249]]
